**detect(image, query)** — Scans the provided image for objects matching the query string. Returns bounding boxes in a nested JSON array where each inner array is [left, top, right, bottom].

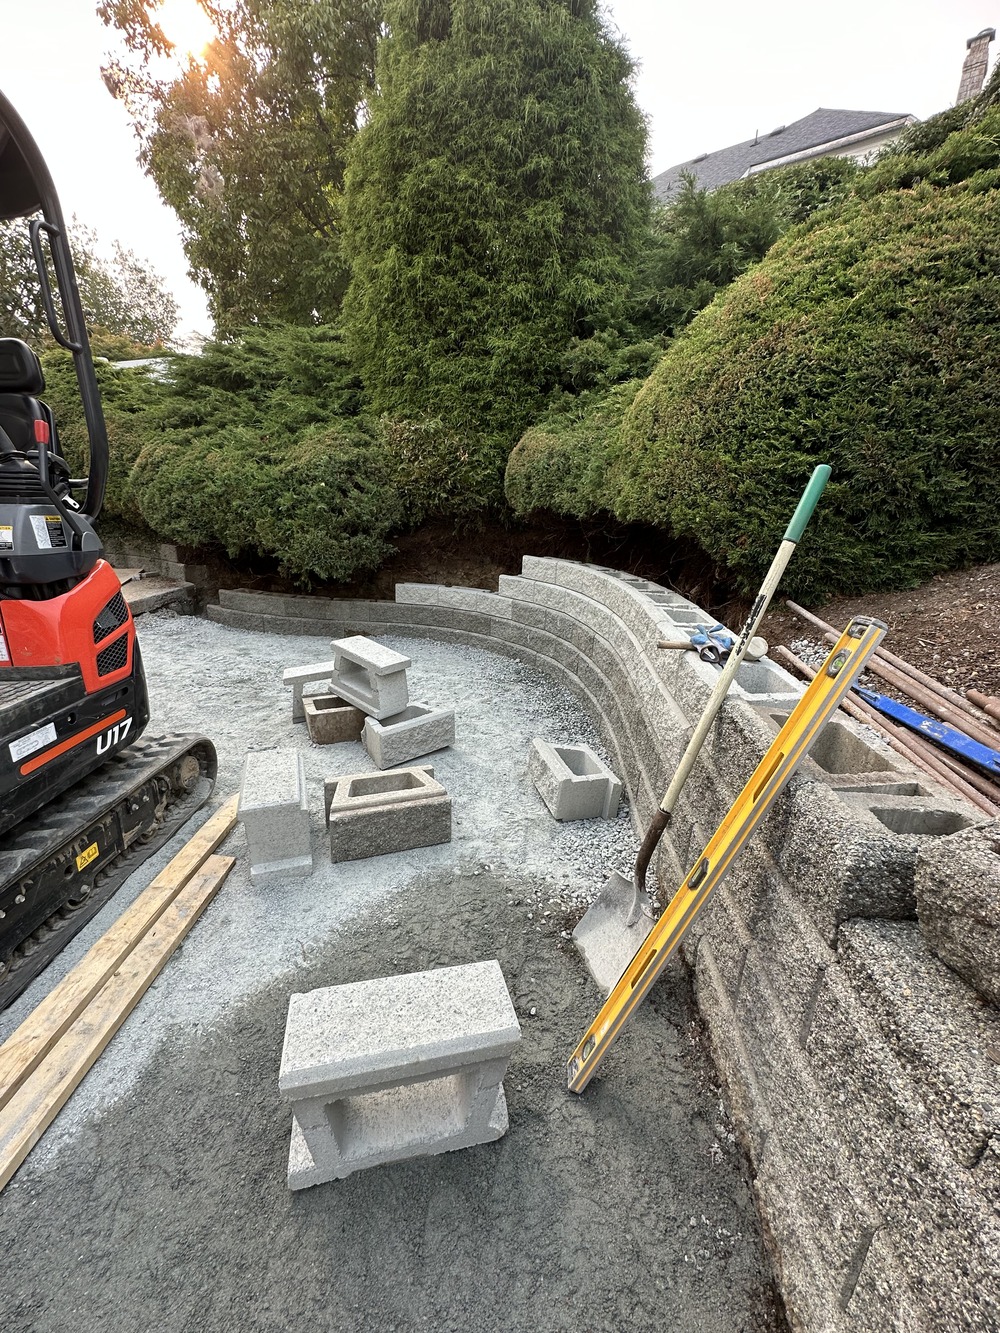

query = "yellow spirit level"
[[566, 616, 887, 1094]]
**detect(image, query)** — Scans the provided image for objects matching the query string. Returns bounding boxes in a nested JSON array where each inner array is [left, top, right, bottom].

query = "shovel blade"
[[572, 870, 655, 994]]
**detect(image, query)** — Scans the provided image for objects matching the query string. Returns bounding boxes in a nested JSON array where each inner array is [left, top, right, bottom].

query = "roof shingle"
[[651, 107, 912, 199]]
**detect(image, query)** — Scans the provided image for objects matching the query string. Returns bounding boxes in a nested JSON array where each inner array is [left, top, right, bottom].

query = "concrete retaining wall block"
[[528, 738, 623, 820], [303, 694, 365, 745], [283, 659, 339, 723], [238, 748, 311, 882], [324, 764, 451, 862], [362, 703, 455, 769], [914, 817, 1000, 1008], [329, 635, 411, 719], [279, 960, 521, 1187]]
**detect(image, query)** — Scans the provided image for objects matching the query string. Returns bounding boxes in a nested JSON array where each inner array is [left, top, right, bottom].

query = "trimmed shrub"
[[340, 0, 649, 436], [145, 324, 364, 434], [376, 417, 510, 526], [608, 172, 1000, 598], [131, 423, 400, 585], [505, 380, 640, 518], [40, 348, 161, 527]]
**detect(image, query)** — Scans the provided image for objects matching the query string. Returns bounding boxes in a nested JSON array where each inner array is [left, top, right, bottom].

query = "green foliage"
[[119, 323, 393, 582], [0, 218, 177, 347], [132, 422, 400, 583], [99, 0, 383, 335], [375, 417, 509, 524], [0, 221, 45, 344], [40, 348, 161, 526], [555, 329, 664, 393], [607, 161, 1000, 598], [860, 104, 1000, 196], [144, 323, 364, 434], [504, 379, 639, 518], [340, 0, 649, 436], [628, 157, 861, 342], [44, 322, 396, 585]]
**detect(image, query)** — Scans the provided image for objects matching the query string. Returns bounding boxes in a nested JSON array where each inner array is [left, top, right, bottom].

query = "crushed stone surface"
[[0, 611, 783, 1333]]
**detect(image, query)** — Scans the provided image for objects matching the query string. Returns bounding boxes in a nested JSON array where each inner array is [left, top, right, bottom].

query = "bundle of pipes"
[[777, 601, 1000, 819]]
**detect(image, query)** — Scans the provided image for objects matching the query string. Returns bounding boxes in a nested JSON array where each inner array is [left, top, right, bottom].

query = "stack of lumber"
[[777, 603, 1000, 817], [0, 794, 238, 1191]]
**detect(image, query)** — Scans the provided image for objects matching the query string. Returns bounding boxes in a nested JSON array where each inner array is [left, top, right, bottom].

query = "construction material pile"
[[777, 601, 1000, 818]]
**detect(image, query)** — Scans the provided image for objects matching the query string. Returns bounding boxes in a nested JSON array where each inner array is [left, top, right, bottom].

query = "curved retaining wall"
[[208, 557, 1000, 1333]]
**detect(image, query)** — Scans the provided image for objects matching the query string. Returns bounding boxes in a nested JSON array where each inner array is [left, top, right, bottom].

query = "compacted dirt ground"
[[0, 617, 783, 1333], [761, 562, 1000, 697]]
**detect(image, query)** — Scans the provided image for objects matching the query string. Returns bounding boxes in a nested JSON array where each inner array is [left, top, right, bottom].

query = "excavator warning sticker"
[[0, 524, 12, 551], [76, 842, 100, 872], [29, 515, 67, 550], [9, 722, 57, 763]]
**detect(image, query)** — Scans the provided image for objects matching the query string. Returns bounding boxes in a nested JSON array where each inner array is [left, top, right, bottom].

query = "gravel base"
[[0, 613, 640, 1139], [0, 611, 782, 1333]]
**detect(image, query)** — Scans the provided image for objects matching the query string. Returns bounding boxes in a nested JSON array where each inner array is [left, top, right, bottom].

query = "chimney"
[[957, 27, 996, 103]]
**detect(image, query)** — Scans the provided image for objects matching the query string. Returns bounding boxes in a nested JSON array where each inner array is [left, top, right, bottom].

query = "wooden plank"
[[0, 853, 234, 1192], [0, 794, 239, 1113]]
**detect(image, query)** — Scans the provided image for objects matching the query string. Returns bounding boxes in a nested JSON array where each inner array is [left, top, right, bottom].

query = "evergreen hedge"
[[340, 0, 649, 437], [607, 143, 1000, 597], [504, 380, 638, 518], [133, 423, 401, 582]]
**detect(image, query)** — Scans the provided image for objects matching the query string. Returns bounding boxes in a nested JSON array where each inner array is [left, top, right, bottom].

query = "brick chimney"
[[957, 27, 996, 103]]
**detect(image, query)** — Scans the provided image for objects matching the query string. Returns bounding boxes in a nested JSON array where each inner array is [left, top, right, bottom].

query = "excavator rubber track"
[[0, 731, 217, 1012]]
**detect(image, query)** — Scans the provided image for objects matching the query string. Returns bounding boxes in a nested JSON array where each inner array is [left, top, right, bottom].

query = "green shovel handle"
[[783, 464, 832, 544]]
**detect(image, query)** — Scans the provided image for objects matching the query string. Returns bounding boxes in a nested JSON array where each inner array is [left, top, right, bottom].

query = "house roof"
[[651, 107, 913, 199]]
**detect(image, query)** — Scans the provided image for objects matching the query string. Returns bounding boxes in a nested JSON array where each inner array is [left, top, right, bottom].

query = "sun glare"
[[156, 0, 216, 62]]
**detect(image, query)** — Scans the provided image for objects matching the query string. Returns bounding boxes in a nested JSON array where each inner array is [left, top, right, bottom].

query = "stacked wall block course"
[[362, 704, 455, 769], [213, 560, 995, 1333], [279, 960, 521, 1187], [803, 971, 1000, 1328], [914, 817, 1000, 1008], [780, 780, 974, 947], [837, 920, 999, 1169], [238, 748, 312, 882]]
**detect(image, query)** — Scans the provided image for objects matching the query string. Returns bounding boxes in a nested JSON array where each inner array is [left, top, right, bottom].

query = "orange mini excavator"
[[0, 88, 215, 1009]]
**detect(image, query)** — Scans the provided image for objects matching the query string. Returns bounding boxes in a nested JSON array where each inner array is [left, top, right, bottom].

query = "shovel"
[[573, 465, 832, 992]]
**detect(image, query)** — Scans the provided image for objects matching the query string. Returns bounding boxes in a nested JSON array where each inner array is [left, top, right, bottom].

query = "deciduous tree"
[[99, 0, 383, 335], [0, 218, 177, 347]]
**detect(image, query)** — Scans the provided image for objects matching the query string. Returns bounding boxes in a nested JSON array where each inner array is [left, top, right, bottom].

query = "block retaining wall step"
[[210, 563, 999, 1333]]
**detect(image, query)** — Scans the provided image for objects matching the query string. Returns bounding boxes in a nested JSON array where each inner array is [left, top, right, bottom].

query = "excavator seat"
[[0, 337, 63, 478], [0, 336, 49, 443]]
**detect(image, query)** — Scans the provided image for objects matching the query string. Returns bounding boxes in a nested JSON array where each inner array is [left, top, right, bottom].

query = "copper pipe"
[[968, 689, 1000, 726], [773, 647, 1000, 816], [785, 599, 999, 731], [816, 630, 1000, 753]]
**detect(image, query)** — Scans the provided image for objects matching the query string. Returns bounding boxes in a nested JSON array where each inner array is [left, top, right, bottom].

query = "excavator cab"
[[0, 89, 215, 1010], [0, 87, 149, 837]]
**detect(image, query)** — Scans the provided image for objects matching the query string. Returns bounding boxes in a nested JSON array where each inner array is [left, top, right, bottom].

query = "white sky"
[[2, 0, 998, 338]]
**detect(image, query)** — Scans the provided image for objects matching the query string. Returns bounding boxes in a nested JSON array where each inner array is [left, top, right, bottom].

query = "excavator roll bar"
[[0, 88, 109, 521]]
